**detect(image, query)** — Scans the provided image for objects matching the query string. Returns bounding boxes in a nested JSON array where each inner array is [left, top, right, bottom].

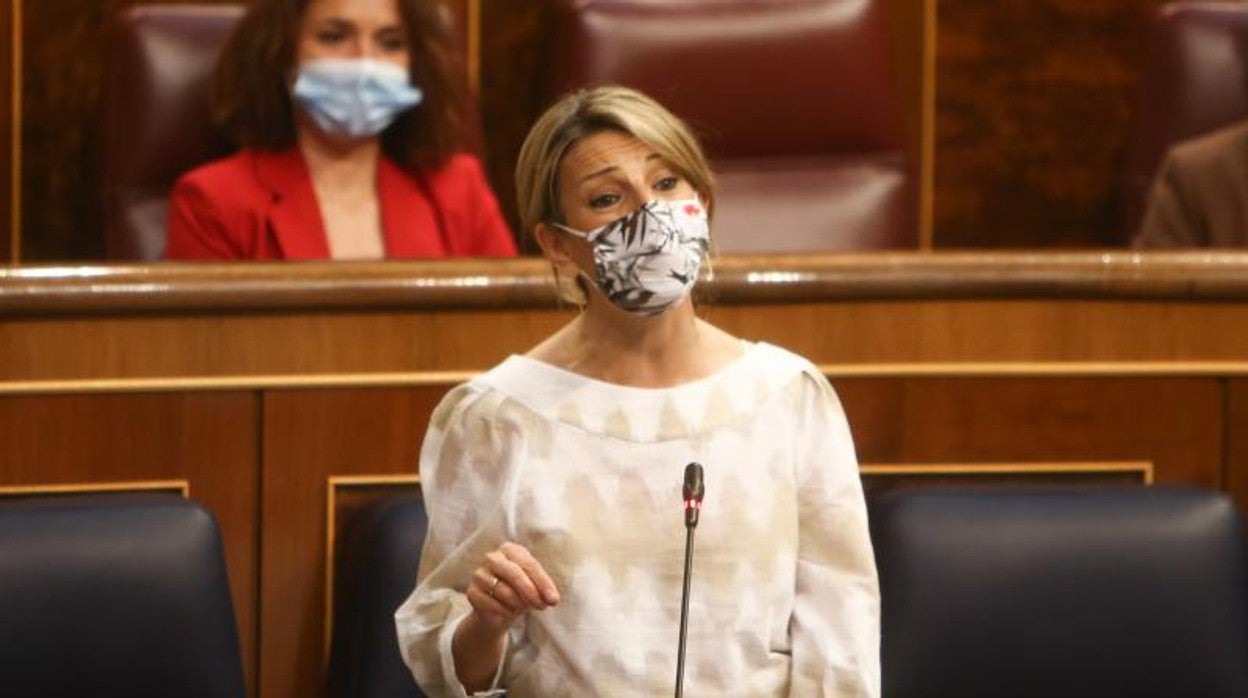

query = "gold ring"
[[489, 576, 501, 599]]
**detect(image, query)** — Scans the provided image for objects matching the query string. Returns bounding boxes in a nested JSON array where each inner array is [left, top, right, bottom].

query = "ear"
[[534, 223, 582, 276]]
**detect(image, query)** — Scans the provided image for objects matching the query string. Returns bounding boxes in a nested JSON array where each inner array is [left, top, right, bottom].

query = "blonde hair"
[[514, 85, 717, 241]]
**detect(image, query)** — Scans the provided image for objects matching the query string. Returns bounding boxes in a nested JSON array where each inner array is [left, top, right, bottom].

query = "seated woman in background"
[[395, 85, 880, 697], [165, 0, 516, 260]]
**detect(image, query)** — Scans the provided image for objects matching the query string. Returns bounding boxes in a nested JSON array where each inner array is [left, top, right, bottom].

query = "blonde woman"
[[396, 86, 879, 697]]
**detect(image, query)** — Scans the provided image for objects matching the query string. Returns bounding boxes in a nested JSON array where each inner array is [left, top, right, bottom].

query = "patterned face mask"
[[553, 198, 710, 315], [292, 58, 423, 138]]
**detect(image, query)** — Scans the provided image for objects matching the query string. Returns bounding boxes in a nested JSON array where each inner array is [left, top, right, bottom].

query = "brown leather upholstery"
[[102, 5, 243, 260], [1121, 2, 1248, 241], [545, 0, 914, 253]]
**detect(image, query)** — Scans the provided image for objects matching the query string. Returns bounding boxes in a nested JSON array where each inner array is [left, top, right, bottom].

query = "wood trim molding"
[[861, 461, 1154, 484], [6, 0, 20, 264], [466, 0, 481, 95], [919, 0, 935, 250], [2, 362, 1248, 396], [5, 252, 1248, 315], [0, 372, 480, 396], [0, 479, 190, 497]]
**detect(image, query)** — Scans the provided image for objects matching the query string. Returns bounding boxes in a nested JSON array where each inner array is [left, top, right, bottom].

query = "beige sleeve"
[[394, 385, 519, 698], [789, 371, 881, 697]]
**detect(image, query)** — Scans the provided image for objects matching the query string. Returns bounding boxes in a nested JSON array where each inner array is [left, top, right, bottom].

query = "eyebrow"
[[312, 17, 402, 31], [578, 152, 664, 184]]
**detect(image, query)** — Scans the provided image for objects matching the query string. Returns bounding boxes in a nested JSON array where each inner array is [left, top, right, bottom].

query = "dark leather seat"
[[328, 495, 429, 698], [870, 487, 1248, 698], [0, 493, 246, 697], [544, 0, 914, 253], [101, 4, 244, 260], [1120, 2, 1248, 239]]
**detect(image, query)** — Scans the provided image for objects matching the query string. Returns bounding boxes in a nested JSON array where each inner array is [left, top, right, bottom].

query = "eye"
[[589, 193, 621, 209], [316, 29, 348, 44], [654, 175, 680, 192], [377, 30, 408, 52]]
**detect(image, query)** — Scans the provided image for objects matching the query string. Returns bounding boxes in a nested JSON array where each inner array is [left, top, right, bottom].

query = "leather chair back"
[[0, 493, 246, 697], [870, 487, 1248, 698], [545, 0, 914, 253], [328, 495, 429, 698], [102, 5, 244, 260], [1121, 2, 1248, 239]]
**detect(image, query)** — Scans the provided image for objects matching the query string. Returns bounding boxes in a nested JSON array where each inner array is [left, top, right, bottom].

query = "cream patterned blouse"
[[395, 342, 880, 697]]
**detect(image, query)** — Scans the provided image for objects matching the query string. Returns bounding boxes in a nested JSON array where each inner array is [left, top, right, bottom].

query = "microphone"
[[683, 462, 704, 527], [675, 462, 704, 698]]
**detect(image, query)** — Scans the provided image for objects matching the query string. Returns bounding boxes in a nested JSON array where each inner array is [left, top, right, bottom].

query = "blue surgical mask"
[[292, 58, 423, 138]]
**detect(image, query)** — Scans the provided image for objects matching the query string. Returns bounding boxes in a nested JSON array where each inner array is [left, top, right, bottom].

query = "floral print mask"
[[553, 198, 710, 315]]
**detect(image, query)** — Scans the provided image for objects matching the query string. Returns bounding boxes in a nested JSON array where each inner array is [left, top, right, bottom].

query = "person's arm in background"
[[789, 369, 881, 698], [165, 174, 247, 260], [1133, 149, 1208, 249]]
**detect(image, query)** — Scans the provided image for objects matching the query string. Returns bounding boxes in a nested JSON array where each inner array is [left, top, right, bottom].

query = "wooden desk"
[[2, 251, 1246, 698]]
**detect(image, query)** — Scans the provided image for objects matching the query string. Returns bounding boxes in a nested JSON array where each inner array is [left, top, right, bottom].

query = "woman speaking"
[[396, 86, 879, 697]]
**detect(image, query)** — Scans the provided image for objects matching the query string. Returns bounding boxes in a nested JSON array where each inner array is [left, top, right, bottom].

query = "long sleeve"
[[1133, 151, 1207, 249], [788, 370, 881, 697], [395, 385, 522, 697]]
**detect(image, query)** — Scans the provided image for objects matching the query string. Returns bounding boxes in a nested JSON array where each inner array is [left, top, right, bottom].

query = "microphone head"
[[682, 462, 704, 502]]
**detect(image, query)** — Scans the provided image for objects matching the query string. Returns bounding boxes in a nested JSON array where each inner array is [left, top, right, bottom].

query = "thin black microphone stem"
[[675, 523, 696, 698]]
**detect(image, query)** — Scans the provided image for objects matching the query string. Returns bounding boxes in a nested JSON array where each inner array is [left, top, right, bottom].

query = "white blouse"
[[395, 342, 879, 697]]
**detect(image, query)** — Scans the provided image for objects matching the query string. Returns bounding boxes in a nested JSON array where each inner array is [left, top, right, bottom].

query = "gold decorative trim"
[[860, 461, 1153, 484], [918, 0, 935, 250], [8, 0, 21, 264], [3, 362, 1248, 396], [323, 474, 421, 666], [0, 371, 480, 395], [815, 361, 1248, 378], [0, 479, 190, 497], [466, 0, 480, 95]]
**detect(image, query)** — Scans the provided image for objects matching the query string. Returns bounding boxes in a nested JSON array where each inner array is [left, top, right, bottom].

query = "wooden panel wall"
[[0, 391, 262, 695], [1, 266, 1246, 697], [5, 298, 1248, 383], [839, 376, 1224, 487], [933, 0, 1168, 248], [260, 386, 445, 698]]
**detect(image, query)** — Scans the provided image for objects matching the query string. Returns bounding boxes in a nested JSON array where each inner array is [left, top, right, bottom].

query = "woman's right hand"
[[466, 541, 562, 632], [453, 542, 561, 691]]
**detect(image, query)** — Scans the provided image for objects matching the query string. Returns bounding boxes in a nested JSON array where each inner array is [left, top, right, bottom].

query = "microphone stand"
[[676, 462, 703, 698], [675, 516, 697, 698]]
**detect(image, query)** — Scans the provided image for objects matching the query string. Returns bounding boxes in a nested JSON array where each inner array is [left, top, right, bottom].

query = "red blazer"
[[165, 149, 517, 260]]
